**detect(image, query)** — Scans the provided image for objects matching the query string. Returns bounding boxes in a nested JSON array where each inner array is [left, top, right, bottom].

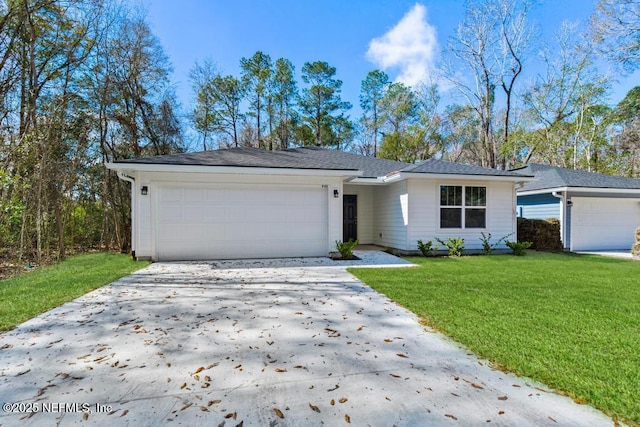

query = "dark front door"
[[343, 195, 357, 242]]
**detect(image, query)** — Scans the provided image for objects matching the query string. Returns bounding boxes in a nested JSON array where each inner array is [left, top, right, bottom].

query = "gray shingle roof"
[[403, 158, 531, 177], [113, 147, 532, 179], [513, 164, 640, 191], [115, 147, 409, 178]]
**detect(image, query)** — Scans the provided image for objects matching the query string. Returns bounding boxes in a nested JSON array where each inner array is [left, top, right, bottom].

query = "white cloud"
[[366, 3, 439, 87]]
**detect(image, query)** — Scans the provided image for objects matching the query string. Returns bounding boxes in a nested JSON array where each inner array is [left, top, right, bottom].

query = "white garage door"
[[155, 184, 328, 260], [570, 197, 640, 251]]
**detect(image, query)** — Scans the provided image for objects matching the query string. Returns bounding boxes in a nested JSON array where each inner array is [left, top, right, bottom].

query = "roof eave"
[[518, 186, 640, 196], [388, 172, 535, 183], [105, 162, 363, 177], [347, 177, 387, 185]]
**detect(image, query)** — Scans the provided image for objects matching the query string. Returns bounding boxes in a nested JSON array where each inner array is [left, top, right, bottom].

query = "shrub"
[[632, 243, 640, 259], [335, 239, 358, 259], [517, 217, 562, 251], [417, 240, 434, 257], [479, 232, 513, 254], [506, 240, 533, 256], [436, 237, 465, 257]]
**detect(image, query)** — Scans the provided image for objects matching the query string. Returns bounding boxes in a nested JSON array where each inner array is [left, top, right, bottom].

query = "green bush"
[[506, 240, 533, 256], [417, 240, 434, 257], [436, 237, 465, 257], [517, 217, 562, 251], [479, 232, 513, 254], [335, 239, 358, 259]]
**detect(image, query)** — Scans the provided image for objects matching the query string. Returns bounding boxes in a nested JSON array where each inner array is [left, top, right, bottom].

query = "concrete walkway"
[[575, 250, 635, 260], [0, 253, 615, 426]]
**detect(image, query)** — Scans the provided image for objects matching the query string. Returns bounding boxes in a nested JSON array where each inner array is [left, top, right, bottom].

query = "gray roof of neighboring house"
[[113, 146, 532, 179], [513, 164, 640, 191]]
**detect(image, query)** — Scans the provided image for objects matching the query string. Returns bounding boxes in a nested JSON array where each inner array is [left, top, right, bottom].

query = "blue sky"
[[144, 0, 636, 122]]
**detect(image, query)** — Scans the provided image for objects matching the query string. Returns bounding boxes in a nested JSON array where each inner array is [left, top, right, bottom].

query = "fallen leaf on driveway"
[[497, 396, 508, 401], [445, 414, 458, 420], [396, 353, 408, 358], [309, 404, 320, 413], [273, 408, 284, 418], [345, 414, 351, 423]]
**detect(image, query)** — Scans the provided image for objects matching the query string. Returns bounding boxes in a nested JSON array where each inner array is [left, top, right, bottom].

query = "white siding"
[[343, 184, 374, 244], [406, 179, 437, 252], [372, 181, 408, 250], [408, 179, 517, 251]]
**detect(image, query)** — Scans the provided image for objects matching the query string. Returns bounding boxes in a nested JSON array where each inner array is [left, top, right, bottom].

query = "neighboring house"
[[106, 147, 533, 261], [513, 164, 640, 251]]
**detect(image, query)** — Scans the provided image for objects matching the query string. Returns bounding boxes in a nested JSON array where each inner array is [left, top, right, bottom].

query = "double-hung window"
[[440, 185, 486, 229]]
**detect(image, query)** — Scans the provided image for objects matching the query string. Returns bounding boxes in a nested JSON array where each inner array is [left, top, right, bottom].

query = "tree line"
[[0, 0, 183, 266], [191, 0, 639, 176], [0, 0, 638, 269]]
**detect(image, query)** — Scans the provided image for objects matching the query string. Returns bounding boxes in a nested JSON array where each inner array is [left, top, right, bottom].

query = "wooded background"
[[0, 0, 638, 269]]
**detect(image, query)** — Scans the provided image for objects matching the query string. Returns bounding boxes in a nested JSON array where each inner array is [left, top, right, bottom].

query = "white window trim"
[[438, 184, 488, 230]]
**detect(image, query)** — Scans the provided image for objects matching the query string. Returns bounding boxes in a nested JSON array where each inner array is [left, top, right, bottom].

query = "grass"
[[349, 252, 640, 426], [0, 252, 149, 331]]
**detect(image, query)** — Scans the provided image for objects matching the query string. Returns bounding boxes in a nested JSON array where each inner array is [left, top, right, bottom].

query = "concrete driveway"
[[0, 253, 614, 426]]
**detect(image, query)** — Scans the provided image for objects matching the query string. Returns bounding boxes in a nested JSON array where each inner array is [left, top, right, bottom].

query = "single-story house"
[[513, 163, 640, 251], [106, 147, 533, 261]]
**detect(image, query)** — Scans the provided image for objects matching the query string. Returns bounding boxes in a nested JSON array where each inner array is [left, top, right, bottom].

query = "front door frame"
[[343, 194, 357, 242]]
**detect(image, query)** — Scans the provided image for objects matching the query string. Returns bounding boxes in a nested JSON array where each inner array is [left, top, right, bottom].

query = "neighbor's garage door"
[[155, 184, 328, 261], [570, 197, 640, 251]]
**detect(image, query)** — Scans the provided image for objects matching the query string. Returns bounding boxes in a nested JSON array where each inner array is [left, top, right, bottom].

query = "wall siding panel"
[[372, 181, 408, 250], [410, 179, 517, 251], [517, 193, 561, 220]]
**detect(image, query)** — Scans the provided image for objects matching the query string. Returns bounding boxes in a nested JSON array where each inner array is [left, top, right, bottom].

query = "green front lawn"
[[350, 252, 640, 426], [0, 252, 149, 331]]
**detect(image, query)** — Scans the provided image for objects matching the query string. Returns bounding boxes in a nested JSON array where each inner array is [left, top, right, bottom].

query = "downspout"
[[116, 171, 136, 258], [551, 191, 566, 250]]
